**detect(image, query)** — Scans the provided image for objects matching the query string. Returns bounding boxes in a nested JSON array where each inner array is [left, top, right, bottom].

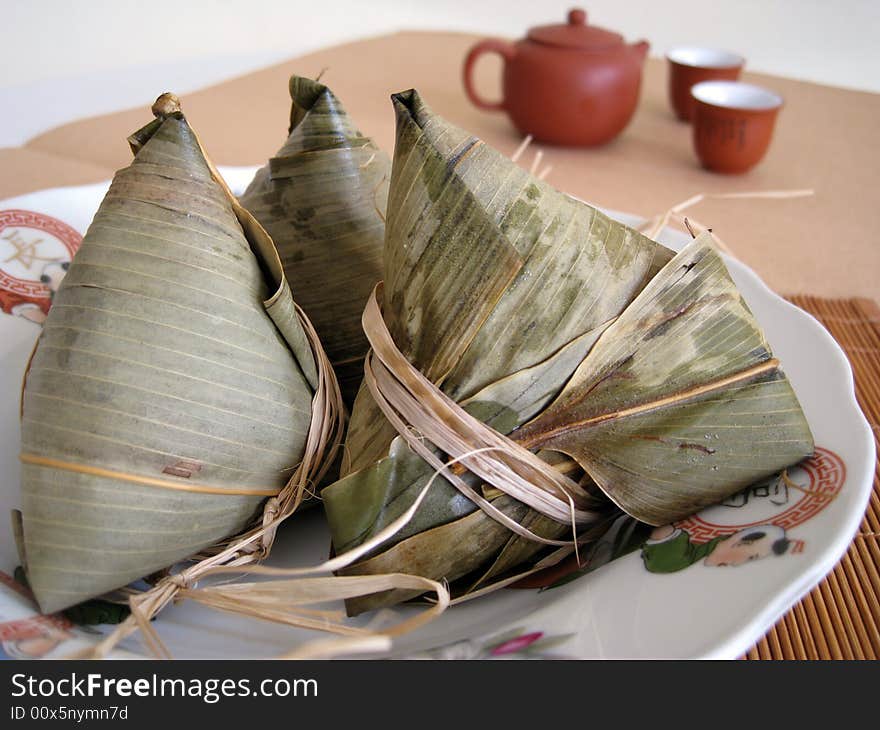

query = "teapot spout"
[[632, 39, 650, 62]]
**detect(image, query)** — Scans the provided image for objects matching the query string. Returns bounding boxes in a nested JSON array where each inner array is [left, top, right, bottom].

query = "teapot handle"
[[463, 39, 516, 111]]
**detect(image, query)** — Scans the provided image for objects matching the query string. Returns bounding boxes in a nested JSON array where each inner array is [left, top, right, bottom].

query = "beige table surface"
[[2, 30, 878, 300]]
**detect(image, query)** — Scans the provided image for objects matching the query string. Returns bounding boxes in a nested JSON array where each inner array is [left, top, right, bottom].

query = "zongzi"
[[16, 94, 318, 614], [321, 90, 814, 613], [240, 76, 390, 405]]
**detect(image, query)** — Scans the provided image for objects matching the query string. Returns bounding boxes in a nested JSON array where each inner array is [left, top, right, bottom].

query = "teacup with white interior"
[[666, 46, 745, 121]]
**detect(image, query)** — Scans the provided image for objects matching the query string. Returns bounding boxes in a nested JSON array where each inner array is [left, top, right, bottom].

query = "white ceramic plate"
[[0, 168, 873, 660]]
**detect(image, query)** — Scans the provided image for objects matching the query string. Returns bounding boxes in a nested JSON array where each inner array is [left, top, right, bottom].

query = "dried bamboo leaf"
[[458, 321, 614, 432], [19, 99, 314, 613], [240, 76, 390, 404], [514, 236, 814, 523], [326, 436, 477, 556], [470, 509, 570, 590]]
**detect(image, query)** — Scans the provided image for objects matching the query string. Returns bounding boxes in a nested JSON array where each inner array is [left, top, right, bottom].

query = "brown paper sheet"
[[3, 31, 879, 298]]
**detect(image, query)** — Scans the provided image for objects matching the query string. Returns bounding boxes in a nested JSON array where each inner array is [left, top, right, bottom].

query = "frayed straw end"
[[152, 93, 181, 119]]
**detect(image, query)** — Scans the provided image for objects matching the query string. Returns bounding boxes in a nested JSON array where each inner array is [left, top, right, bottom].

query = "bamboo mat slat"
[[744, 296, 880, 660]]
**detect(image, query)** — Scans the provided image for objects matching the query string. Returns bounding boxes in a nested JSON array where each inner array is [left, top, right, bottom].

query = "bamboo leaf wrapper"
[[321, 90, 814, 613], [240, 76, 390, 405], [17, 97, 316, 613]]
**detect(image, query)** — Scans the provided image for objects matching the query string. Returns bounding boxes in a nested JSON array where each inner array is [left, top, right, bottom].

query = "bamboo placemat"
[[743, 296, 880, 660]]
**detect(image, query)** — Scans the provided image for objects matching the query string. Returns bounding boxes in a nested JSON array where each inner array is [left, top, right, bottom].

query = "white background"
[[2, 0, 879, 146]]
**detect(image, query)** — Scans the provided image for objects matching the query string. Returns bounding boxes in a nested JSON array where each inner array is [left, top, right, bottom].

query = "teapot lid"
[[527, 9, 624, 51]]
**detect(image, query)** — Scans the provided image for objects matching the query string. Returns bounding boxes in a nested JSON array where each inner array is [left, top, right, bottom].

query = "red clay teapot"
[[463, 9, 649, 146]]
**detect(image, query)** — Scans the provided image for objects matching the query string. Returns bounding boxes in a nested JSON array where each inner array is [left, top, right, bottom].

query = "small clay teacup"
[[691, 81, 783, 174], [667, 47, 745, 121]]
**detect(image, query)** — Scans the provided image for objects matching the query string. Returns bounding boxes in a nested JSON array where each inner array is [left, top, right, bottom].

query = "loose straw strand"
[[529, 149, 544, 177], [639, 188, 816, 257], [510, 135, 552, 182], [510, 134, 533, 163]]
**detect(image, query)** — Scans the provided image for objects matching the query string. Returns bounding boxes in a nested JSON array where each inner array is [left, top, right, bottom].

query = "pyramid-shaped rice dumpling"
[[240, 76, 390, 405], [321, 90, 814, 613], [17, 95, 317, 613]]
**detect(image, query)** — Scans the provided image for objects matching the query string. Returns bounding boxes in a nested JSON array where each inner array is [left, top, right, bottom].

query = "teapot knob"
[[568, 8, 587, 25]]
